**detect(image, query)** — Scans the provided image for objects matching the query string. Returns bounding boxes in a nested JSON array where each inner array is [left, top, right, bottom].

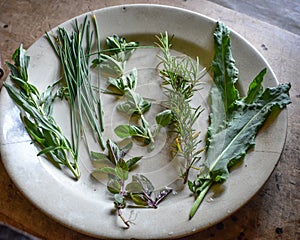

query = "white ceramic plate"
[[0, 4, 288, 239]]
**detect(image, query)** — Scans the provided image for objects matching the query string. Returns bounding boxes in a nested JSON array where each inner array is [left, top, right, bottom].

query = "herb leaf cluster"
[[98, 35, 155, 148], [92, 140, 171, 228]]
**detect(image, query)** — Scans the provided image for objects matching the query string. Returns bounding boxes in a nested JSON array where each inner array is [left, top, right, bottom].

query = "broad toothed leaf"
[[189, 21, 291, 219]]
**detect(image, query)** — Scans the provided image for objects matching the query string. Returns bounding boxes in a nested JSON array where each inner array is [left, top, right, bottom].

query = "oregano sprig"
[[98, 35, 156, 149], [91, 139, 171, 228]]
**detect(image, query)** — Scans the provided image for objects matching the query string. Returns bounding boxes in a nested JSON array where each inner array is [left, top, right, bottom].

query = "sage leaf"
[[126, 156, 143, 170], [129, 193, 148, 206], [117, 89, 151, 116], [106, 68, 137, 96]]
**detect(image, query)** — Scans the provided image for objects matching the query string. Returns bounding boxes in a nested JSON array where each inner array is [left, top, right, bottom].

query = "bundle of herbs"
[[46, 16, 105, 155]]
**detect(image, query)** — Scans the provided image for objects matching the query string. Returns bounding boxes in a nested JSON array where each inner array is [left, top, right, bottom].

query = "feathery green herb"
[[155, 33, 206, 183]]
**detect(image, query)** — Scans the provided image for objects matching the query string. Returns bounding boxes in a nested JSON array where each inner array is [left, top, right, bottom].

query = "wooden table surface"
[[0, 0, 299, 239]]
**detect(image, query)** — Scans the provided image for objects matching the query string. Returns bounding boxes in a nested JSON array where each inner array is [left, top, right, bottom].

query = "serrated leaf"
[[211, 21, 239, 115], [190, 21, 291, 219], [203, 22, 292, 183]]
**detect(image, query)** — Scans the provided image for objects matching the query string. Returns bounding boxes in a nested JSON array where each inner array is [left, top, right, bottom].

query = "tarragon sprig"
[[4, 45, 80, 180]]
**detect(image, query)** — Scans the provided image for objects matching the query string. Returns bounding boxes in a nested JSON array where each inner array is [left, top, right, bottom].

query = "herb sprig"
[[4, 45, 80, 180], [46, 16, 105, 154], [98, 35, 155, 149], [188, 21, 291, 218], [155, 33, 206, 183], [92, 140, 171, 228]]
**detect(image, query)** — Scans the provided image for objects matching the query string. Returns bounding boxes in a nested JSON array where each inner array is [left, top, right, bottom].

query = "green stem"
[[92, 14, 105, 133], [189, 180, 213, 219]]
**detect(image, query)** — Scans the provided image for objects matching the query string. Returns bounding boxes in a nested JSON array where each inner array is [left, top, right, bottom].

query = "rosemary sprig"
[[46, 16, 105, 153], [4, 45, 80, 180], [155, 33, 206, 183]]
